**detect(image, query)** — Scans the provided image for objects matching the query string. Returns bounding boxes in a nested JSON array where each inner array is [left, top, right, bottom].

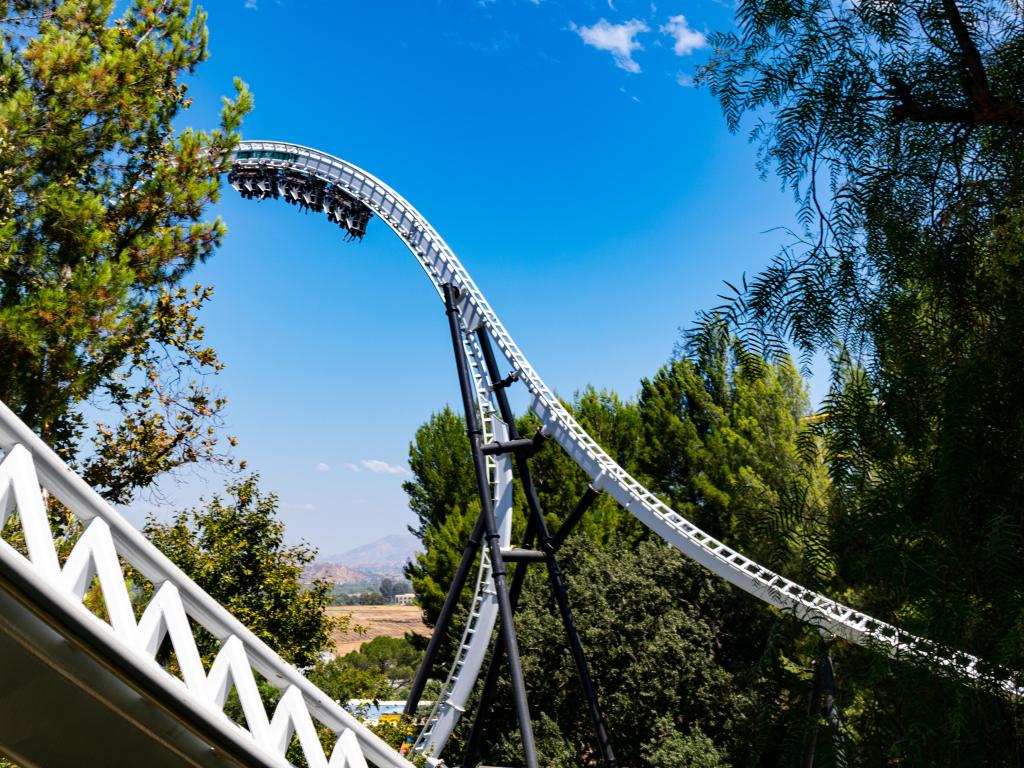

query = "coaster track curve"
[[227, 140, 1020, 760]]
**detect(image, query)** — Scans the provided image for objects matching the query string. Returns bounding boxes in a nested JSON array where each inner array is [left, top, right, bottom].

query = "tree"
[[405, 500, 472, 625], [379, 577, 411, 601], [406, 348, 828, 766], [340, 635, 422, 693], [699, 0, 1024, 762], [145, 474, 333, 669], [524, 386, 645, 546], [482, 537, 773, 768], [639, 325, 832, 588], [0, 0, 251, 502], [403, 406, 477, 538], [404, 390, 645, 626]]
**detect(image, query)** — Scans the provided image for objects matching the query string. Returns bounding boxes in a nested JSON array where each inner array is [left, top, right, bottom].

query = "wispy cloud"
[[675, 72, 695, 87], [573, 18, 649, 73], [343, 462, 361, 473], [244, 0, 257, 9], [660, 15, 706, 56], [315, 462, 331, 473], [359, 459, 411, 476]]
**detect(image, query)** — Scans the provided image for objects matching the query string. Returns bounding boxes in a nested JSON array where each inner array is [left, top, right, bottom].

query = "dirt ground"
[[327, 605, 432, 656]]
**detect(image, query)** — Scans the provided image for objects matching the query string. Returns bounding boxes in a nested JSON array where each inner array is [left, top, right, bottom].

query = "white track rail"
[[229, 141, 1020, 758], [0, 401, 414, 768]]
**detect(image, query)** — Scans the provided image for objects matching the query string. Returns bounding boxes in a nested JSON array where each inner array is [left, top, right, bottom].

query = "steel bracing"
[[0, 138, 1016, 768]]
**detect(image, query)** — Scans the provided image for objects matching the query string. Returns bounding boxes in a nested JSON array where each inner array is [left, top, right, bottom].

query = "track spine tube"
[[474, 328, 619, 768], [403, 512, 486, 718], [443, 284, 539, 768]]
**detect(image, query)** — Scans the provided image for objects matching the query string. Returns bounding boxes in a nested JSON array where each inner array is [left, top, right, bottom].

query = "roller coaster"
[[0, 140, 1015, 768]]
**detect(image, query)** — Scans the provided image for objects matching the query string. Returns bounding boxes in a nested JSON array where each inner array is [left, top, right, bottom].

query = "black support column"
[[460, 518, 537, 768], [442, 284, 539, 768]]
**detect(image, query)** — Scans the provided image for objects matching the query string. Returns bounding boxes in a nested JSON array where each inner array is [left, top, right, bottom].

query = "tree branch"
[[887, 80, 1024, 128], [941, 0, 991, 110], [879, 1, 1024, 128]]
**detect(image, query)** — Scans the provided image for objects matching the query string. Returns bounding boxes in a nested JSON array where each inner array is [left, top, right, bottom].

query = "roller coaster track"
[[0, 402, 414, 768], [226, 141, 1021, 761], [0, 139, 1014, 768]]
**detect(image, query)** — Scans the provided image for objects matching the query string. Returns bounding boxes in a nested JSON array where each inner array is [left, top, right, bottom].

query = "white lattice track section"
[[0, 431, 413, 768]]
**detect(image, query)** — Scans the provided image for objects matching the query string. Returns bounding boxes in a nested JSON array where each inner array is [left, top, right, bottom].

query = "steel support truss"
[[402, 286, 617, 768]]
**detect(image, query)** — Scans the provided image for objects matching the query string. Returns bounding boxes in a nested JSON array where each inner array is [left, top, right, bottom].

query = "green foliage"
[[333, 590, 387, 606], [340, 635, 421, 694], [145, 474, 332, 669], [367, 719, 427, 768], [697, 0, 1024, 763], [640, 323, 833, 587], [0, 0, 251, 502], [698, 0, 1024, 364], [641, 719, 726, 768], [403, 406, 477, 538], [525, 386, 645, 545], [308, 634, 426, 766], [405, 389, 647, 627], [406, 501, 476, 625], [379, 577, 411, 600], [484, 537, 773, 768], [308, 654, 393, 706]]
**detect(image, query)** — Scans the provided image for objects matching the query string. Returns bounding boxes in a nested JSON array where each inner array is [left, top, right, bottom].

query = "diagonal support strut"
[[460, 326, 619, 768]]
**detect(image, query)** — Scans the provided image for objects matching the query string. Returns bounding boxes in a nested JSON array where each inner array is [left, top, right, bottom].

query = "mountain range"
[[304, 532, 421, 585], [324, 532, 421, 571]]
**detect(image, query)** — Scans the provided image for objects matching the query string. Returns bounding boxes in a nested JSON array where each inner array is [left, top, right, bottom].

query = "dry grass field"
[[326, 605, 433, 656]]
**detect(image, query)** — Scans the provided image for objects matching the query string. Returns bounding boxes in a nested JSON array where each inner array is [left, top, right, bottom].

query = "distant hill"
[[304, 533, 421, 585], [324, 532, 421, 573], [303, 561, 367, 586]]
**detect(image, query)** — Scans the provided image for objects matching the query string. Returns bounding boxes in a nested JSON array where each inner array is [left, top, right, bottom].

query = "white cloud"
[[360, 459, 411, 476], [675, 72, 694, 87], [343, 462, 361, 473], [660, 15, 706, 56], [315, 462, 331, 472], [573, 18, 649, 73], [244, 0, 257, 9]]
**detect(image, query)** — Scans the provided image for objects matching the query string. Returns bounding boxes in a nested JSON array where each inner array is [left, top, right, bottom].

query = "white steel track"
[[228, 141, 1021, 759], [0, 403, 414, 768]]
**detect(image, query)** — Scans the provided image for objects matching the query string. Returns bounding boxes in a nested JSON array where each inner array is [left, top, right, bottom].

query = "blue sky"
[[124, 0, 811, 557]]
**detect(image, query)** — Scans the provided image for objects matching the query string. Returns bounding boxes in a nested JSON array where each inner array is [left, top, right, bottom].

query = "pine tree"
[[0, 0, 251, 502]]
